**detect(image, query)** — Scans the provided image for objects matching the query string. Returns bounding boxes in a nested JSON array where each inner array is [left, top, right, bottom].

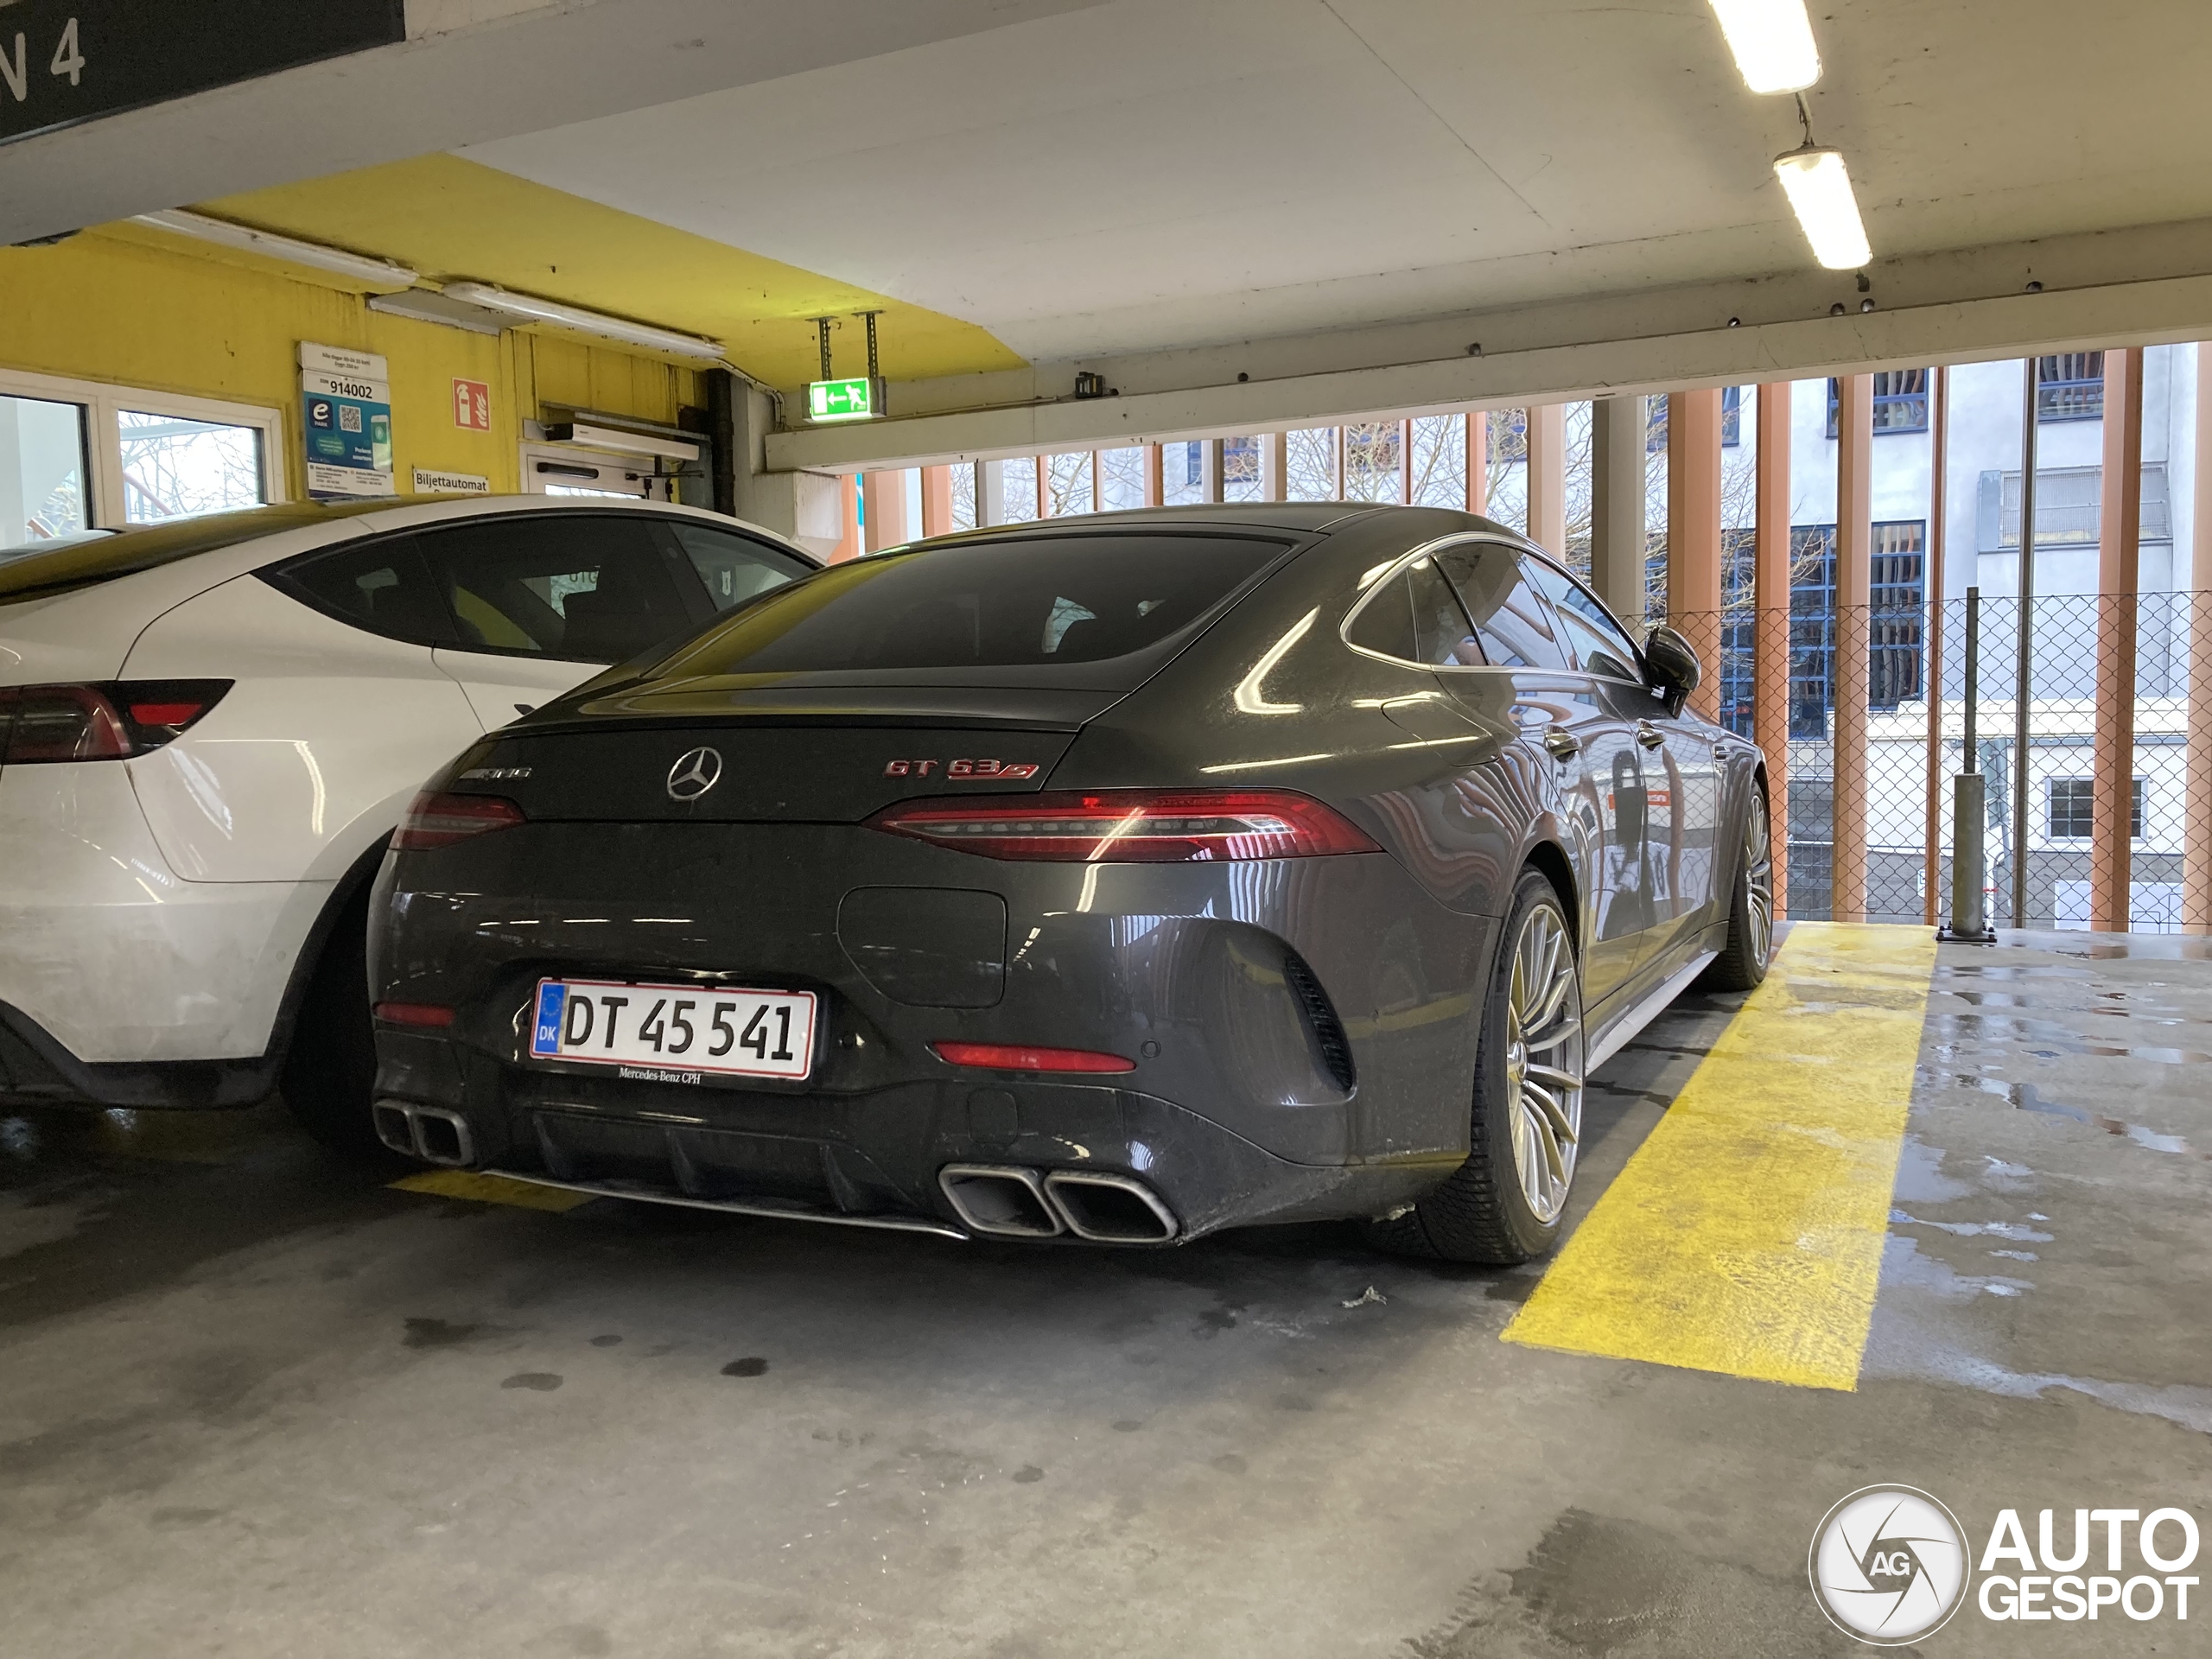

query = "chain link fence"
[[1666, 594, 2212, 932]]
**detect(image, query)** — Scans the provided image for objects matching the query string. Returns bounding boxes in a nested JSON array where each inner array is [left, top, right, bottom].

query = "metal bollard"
[[1943, 587, 1994, 942], [1950, 772, 1988, 940]]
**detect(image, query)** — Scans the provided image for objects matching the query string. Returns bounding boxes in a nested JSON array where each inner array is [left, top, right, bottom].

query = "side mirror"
[[1642, 625, 1702, 715]]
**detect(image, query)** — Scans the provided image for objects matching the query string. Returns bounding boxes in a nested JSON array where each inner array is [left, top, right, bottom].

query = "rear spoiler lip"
[[490, 712, 1093, 736]]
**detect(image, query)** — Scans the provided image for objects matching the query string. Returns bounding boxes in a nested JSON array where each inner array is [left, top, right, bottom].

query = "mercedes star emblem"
[[665, 746, 724, 802]]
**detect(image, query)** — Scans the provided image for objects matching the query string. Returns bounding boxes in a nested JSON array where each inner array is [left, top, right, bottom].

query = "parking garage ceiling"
[[7, 0, 2212, 429]]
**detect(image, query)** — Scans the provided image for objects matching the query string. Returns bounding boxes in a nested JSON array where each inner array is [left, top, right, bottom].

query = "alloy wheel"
[[1503, 899, 1584, 1225], [1744, 788, 1776, 969]]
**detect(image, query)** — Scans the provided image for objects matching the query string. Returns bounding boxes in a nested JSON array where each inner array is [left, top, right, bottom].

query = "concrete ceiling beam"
[[766, 219, 2212, 473], [0, 0, 1113, 245]]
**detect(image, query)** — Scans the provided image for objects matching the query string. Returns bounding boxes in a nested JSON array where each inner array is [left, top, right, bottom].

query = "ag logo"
[[665, 747, 723, 802], [1810, 1486, 1970, 1645]]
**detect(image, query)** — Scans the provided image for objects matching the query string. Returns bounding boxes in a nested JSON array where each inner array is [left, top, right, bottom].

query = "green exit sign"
[[808, 377, 882, 423]]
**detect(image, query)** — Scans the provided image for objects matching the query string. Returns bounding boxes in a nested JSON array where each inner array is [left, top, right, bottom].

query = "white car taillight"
[[0, 680, 231, 764]]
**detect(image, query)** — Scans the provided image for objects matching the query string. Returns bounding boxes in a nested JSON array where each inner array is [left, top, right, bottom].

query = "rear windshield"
[[0, 502, 397, 605], [651, 531, 1290, 683]]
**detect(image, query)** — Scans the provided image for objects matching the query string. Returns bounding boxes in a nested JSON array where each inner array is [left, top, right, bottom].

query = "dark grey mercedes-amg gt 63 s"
[[365, 504, 1774, 1262]]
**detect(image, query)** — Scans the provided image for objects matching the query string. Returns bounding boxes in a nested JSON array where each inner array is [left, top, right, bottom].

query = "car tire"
[[1366, 868, 1586, 1266], [280, 885, 397, 1165], [1697, 781, 1775, 994]]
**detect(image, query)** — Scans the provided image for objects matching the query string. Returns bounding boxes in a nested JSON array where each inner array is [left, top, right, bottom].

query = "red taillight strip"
[[868, 788, 1377, 862], [374, 1002, 456, 1028], [392, 791, 526, 851], [931, 1041, 1135, 1074]]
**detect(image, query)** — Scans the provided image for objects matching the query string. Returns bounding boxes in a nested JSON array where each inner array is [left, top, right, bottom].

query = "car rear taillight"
[[0, 680, 231, 764], [393, 791, 526, 851], [867, 788, 1378, 861], [374, 1002, 457, 1028], [931, 1042, 1135, 1074]]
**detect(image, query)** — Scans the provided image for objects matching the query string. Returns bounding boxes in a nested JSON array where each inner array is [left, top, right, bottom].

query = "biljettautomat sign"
[[0, 2, 406, 147]]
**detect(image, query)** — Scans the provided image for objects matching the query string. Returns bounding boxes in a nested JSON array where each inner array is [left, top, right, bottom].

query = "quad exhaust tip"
[[938, 1165, 1063, 1237], [372, 1100, 476, 1167], [938, 1164, 1178, 1243], [1044, 1171, 1179, 1243]]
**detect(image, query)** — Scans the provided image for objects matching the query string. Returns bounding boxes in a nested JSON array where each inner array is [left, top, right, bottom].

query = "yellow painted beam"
[[195, 155, 1024, 389], [391, 1169, 593, 1213], [1503, 922, 1937, 1390]]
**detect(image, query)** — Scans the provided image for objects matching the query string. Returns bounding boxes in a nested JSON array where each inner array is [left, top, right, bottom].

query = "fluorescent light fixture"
[[1773, 145, 1870, 270], [130, 208, 418, 291], [440, 283, 726, 362], [1707, 0, 1821, 94]]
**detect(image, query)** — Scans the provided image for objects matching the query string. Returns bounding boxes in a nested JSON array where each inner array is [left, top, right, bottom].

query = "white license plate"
[[528, 978, 817, 1081]]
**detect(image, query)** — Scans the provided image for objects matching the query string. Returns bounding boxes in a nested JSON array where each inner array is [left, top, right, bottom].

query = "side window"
[[1522, 558, 1643, 682], [275, 536, 456, 648], [1345, 572, 1418, 660], [1435, 544, 1569, 670], [1408, 556, 1484, 666], [1345, 557, 1484, 667], [415, 515, 699, 664], [658, 521, 811, 613]]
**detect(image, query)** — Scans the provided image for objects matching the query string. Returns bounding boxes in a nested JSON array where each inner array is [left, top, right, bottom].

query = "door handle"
[[1542, 729, 1582, 760], [1635, 721, 1666, 750]]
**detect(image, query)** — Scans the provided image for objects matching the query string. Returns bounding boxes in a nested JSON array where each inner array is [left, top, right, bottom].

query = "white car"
[[0, 495, 814, 1151]]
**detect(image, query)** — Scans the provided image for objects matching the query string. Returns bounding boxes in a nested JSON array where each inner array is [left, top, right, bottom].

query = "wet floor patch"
[[1936, 1073, 2206, 1158], [1406, 1509, 1853, 1658]]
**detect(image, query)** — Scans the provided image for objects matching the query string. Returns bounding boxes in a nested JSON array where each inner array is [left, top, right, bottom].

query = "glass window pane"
[[1436, 545, 1567, 670], [118, 410, 266, 523], [1222, 436, 1262, 503], [1097, 447, 1147, 512], [1042, 452, 1094, 517], [1408, 556, 1484, 666], [1345, 571, 1421, 661], [416, 515, 695, 662], [661, 522, 811, 613], [274, 536, 457, 648], [1160, 441, 1207, 506], [1, 394, 89, 556], [661, 533, 1286, 681], [1285, 428, 1338, 500], [1343, 422, 1403, 503], [1409, 416, 1466, 507], [1522, 558, 1642, 681]]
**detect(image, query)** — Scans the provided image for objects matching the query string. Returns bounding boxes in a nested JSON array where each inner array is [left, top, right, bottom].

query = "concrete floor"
[[1, 930, 2207, 1658]]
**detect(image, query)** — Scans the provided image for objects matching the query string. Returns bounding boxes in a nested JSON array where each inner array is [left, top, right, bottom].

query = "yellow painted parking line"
[[1503, 921, 1937, 1391], [390, 1169, 594, 1212]]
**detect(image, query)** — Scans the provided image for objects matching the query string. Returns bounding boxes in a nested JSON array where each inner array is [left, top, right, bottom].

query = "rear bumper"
[[368, 820, 1495, 1239], [0, 763, 328, 1070], [371, 1030, 1457, 1241], [0, 1001, 278, 1108]]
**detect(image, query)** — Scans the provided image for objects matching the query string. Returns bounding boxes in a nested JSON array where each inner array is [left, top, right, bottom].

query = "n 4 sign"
[[2, 3, 410, 149], [0, 17, 80, 106]]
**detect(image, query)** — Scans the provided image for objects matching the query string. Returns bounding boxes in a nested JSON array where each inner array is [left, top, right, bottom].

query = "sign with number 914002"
[[530, 979, 817, 1081]]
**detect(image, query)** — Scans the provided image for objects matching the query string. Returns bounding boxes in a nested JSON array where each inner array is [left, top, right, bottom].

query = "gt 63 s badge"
[[883, 759, 1039, 779]]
